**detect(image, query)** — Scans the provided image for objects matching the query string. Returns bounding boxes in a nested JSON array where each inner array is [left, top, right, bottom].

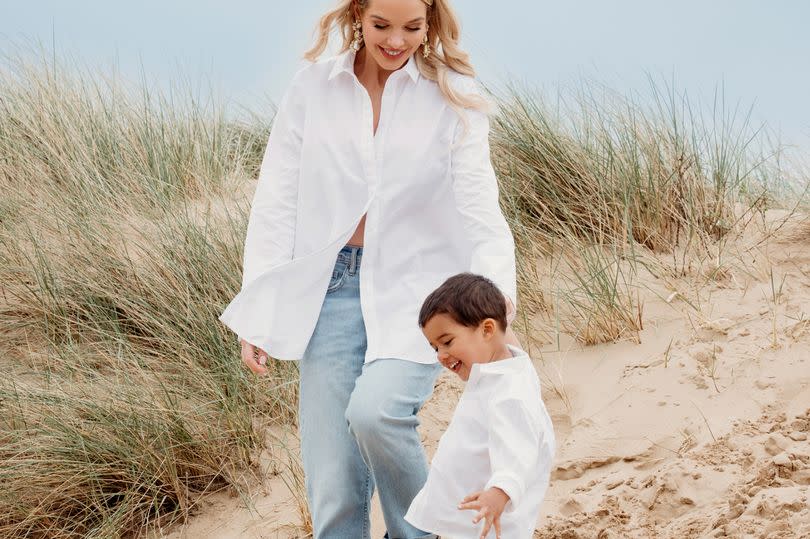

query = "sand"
[[145, 209, 810, 539]]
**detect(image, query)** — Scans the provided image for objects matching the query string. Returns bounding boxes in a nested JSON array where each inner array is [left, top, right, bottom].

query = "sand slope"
[[146, 211, 810, 539]]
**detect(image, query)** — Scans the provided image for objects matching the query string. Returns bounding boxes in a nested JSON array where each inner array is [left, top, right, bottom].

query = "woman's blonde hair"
[[304, 0, 489, 118]]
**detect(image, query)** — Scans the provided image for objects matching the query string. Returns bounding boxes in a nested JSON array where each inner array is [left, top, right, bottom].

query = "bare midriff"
[[346, 214, 366, 247]]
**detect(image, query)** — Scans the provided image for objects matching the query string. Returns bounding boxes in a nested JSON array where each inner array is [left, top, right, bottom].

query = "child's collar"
[[469, 344, 529, 380]]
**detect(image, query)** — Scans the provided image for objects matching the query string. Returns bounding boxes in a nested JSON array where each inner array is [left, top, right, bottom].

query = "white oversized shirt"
[[219, 48, 517, 364], [405, 345, 556, 539]]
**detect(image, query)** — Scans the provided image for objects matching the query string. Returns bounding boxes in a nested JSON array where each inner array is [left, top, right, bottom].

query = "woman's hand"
[[503, 295, 522, 348], [240, 338, 269, 376], [504, 295, 515, 325]]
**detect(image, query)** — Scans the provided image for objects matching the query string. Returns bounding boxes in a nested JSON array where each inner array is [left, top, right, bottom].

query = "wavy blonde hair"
[[303, 0, 489, 117]]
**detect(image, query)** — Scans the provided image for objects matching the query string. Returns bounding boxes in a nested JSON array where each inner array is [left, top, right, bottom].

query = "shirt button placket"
[[356, 79, 378, 362], [364, 78, 395, 362]]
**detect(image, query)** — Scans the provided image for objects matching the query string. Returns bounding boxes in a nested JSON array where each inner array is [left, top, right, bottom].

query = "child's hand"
[[458, 487, 510, 539]]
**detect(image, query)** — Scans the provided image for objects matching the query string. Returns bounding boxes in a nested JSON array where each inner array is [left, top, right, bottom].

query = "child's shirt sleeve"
[[483, 394, 542, 512]]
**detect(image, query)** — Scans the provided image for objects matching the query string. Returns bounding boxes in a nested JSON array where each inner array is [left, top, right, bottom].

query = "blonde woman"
[[219, 0, 519, 537]]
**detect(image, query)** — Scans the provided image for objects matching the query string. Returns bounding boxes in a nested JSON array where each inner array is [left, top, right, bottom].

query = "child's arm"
[[484, 396, 543, 511], [483, 396, 542, 509], [458, 396, 545, 538]]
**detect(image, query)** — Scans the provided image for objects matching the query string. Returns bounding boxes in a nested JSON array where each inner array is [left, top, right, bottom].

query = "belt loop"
[[349, 247, 358, 274]]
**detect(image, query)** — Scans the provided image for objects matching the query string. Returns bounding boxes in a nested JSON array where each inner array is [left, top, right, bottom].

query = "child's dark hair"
[[418, 273, 508, 332]]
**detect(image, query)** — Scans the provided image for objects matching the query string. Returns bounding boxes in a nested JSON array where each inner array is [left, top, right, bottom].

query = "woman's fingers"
[[504, 295, 516, 325], [240, 339, 268, 375]]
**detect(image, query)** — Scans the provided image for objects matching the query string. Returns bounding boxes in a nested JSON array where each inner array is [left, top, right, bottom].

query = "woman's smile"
[[379, 46, 406, 59]]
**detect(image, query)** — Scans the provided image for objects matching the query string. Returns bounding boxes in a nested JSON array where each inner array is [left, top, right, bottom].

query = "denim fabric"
[[299, 245, 442, 539]]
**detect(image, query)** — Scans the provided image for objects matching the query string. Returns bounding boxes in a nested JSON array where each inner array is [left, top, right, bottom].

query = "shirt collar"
[[327, 47, 420, 84], [468, 345, 530, 384]]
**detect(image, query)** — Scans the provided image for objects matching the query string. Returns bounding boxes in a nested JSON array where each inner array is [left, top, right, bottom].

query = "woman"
[[219, 0, 520, 537]]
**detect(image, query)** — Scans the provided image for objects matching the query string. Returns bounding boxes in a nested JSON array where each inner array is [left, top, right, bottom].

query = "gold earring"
[[422, 25, 431, 58], [351, 20, 363, 51]]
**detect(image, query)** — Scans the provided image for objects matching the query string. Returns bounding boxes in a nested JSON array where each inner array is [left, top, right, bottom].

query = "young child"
[[405, 273, 555, 539]]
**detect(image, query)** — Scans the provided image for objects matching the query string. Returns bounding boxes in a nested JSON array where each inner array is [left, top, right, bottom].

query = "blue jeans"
[[299, 245, 442, 539]]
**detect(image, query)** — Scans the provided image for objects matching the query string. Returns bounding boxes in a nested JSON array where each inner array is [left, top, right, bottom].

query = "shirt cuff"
[[485, 472, 524, 513]]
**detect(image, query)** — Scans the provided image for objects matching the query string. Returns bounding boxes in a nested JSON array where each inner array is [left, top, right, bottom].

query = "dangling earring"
[[422, 24, 431, 59], [351, 20, 363, 51]]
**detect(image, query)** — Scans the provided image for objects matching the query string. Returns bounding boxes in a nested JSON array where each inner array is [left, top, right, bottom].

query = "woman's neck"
[[354, 47, 395, 89]]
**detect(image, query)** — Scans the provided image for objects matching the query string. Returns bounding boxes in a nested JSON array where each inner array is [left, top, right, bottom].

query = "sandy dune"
[[146, 210, 810, 539]]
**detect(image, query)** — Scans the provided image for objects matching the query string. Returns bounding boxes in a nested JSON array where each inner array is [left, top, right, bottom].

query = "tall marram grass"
[[492, 79, 792, 347], [0, 52, 268, 212], [0, 49, 799, 538], [0, 53, 297, 538]]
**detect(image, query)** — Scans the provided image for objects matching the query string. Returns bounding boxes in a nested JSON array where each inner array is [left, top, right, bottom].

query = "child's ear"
[[481, 318, 497, 339]]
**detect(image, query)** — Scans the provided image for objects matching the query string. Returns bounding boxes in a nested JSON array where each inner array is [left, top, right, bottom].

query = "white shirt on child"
[[405, 344, 555, 539]]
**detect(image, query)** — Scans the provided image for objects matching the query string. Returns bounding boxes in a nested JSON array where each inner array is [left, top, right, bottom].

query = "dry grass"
[[0, 52, 297, 538], [492, 79, 798, 346], [1, 49, 805, 537]]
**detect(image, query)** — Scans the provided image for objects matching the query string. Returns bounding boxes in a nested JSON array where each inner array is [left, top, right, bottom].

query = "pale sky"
[[2, 1, 809, 153]]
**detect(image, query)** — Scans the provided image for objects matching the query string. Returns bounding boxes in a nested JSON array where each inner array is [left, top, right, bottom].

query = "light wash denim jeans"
[[299, 245, 442, 539]]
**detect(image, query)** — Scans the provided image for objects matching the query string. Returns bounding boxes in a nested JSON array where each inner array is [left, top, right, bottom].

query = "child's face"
[[422, 313, 499, 381]]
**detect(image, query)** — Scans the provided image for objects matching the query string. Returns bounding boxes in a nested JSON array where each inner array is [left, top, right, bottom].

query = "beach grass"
[[0, 51, 804, 537], [491, 78, 798, 348], [0, 53, 294, 537]]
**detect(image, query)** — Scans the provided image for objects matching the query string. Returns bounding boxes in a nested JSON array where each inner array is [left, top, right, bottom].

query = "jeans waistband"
[[339, 244, 363, 273]]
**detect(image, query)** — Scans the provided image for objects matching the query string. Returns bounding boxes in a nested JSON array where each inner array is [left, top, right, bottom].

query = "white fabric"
[[219, 48, 517, 364], [405, 345, 555, 539]]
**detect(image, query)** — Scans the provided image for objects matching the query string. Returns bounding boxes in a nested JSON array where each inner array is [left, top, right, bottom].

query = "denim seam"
[[363, 470, 371, 539], [326, 267, 347, 293]]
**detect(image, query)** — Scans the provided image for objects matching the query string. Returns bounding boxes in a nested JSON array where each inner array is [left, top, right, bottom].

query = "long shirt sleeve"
[[450, 87, 518, 309], [240, 70, 306, 289], [484, 396, 543, 511]]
